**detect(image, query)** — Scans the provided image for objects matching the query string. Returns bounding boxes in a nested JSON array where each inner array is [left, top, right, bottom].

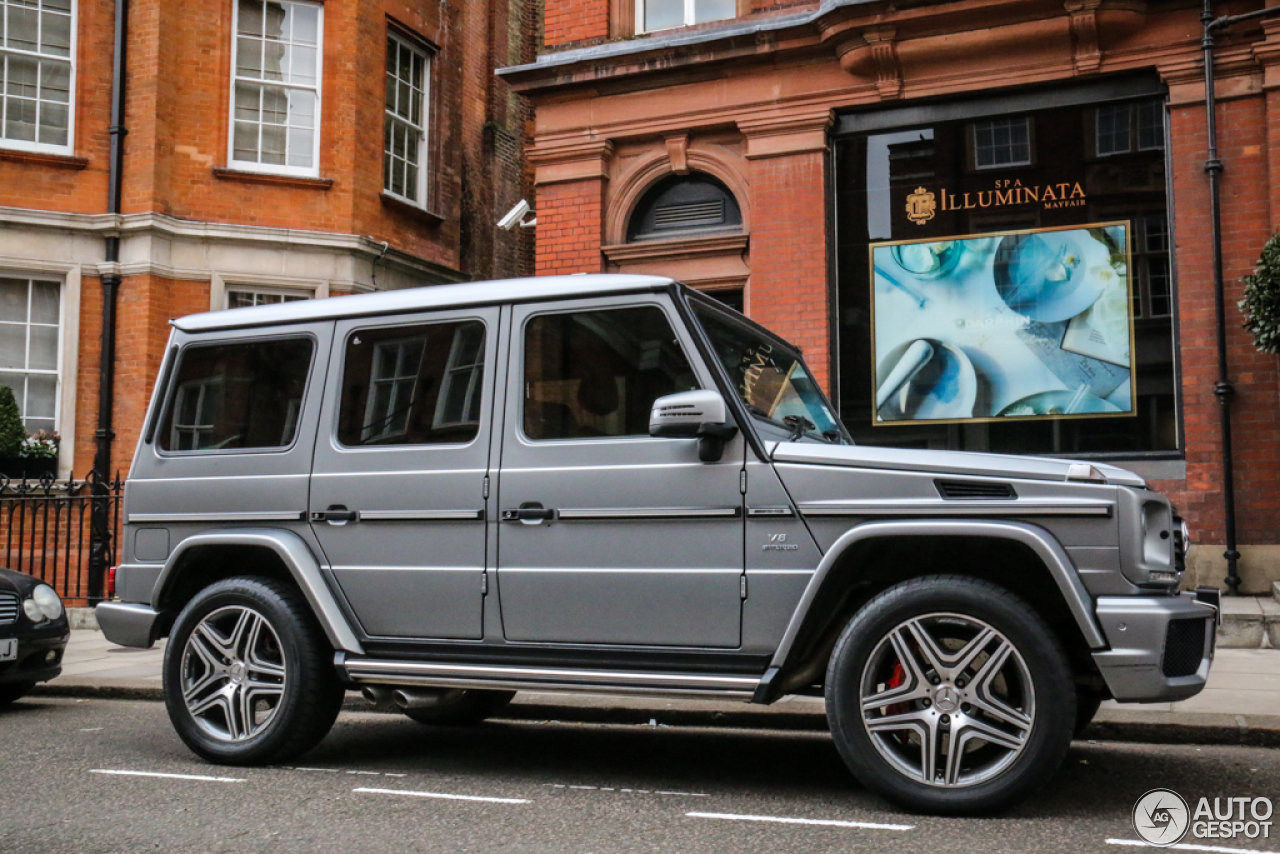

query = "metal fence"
[[0, 471, 123, 606]]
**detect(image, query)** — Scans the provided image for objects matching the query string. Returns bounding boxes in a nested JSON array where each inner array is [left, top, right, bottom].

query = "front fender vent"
[[935, 480, 1017, 500]]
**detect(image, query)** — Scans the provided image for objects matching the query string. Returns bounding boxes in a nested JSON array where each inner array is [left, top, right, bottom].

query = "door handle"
[[311, 505, 359, 524], [500, 502, 557, 524]]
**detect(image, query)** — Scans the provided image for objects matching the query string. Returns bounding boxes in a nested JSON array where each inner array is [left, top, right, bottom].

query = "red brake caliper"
[[886, 659, 909, 717]]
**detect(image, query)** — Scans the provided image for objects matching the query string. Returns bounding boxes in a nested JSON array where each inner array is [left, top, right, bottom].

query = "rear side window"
[[523, 306, 698, 441], [337, 319, 486, 446], [160, 337, 314, 452]]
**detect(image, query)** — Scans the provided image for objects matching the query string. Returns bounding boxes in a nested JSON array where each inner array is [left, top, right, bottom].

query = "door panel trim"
[[555, 506, 741, 520], [357, 509, 485, 521]]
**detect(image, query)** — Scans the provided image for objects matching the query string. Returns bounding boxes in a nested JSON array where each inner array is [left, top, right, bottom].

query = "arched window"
[[627, 173, 743, 242]]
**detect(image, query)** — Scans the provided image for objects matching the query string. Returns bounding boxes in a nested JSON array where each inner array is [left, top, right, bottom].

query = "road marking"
[[79, 727, 103, 732], [346, 770, 381, 775], [687, 812, 914, 831], [552, 784, 707, 797], [287, 767, 340, 773], [1107, 838, 1280, 854], [90, 769, 245, 783], [353, 787, 530, 804]]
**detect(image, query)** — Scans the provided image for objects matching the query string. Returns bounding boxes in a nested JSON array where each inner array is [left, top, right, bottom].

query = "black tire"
[[826, 575, 1076, 815], [1074, 692, 1104, 738], [401, 689, 516, 726], [0, 681, 36, 706], [163, 576, 344, 765]]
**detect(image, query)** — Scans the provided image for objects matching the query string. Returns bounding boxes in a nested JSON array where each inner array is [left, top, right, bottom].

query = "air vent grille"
[[653, 200, 724, 229], [935, 480, 1017, 500], [0, 591, 18, 625]]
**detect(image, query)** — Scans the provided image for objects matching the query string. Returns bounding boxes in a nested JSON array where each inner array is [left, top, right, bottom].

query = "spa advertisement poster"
[[870, 222, 1136, 426]]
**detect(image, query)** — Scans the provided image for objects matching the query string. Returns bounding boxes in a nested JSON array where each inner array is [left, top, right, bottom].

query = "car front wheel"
[[163, 576, 344, 765], [826, 575, 1075, 814]]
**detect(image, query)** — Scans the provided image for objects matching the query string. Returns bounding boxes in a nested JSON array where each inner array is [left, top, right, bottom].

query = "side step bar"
[[337, 654, 761, 701]]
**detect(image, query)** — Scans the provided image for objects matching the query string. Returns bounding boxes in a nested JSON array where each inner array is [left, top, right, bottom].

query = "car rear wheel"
[[826, 575, 1075, 814], [163, 576, 344, 765], [400, 689, 517, 726]]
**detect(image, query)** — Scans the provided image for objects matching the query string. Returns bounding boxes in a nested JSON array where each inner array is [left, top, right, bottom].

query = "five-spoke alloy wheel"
[[163, 577, 344, 765], [827, 576, 1076, 814]]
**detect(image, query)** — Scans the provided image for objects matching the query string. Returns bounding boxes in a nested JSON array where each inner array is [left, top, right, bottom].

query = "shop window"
[[1096, 100, 1164, 156], [231, 0, 322, 176], [0, 0, 73, 153], [384, 30, 431, 206], [337, 320, 486, 447], [833, 93, 1177, 458], [972, 117, 1032, 170], [0, 277, 60, 433], [638, 0, 735, 33], [627, 173, 743, 242], [226, 287, 310, 308]]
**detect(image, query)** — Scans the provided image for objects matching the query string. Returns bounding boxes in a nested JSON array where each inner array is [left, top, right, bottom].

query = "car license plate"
[[0, 638, 16, 662]]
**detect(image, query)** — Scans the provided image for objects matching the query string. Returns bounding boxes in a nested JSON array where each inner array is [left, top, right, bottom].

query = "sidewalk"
[[29, 630, 1280, 746]]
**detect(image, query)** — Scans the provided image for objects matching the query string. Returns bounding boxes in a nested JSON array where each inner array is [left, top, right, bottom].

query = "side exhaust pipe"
[[392, 688, 457, 710], [361, 686, 393, 706]]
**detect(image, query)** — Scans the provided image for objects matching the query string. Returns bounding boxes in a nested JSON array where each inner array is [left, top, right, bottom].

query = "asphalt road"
[[3, 697, 1279, 854]]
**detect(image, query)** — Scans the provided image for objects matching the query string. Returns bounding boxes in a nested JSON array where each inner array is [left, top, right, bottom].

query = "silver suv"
[[98, 274, 1216, 814]]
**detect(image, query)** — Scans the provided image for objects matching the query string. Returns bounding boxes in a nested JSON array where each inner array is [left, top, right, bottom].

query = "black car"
[[0, 567, 68, 705]]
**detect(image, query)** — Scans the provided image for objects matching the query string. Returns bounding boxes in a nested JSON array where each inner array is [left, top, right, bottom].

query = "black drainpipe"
[[88, 0, 128, 602], [1201, 1, 1280, 595]]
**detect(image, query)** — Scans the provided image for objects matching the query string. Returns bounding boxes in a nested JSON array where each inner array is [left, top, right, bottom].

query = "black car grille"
[[0, 591, 18, 625], [1162, 618, 1207, 678], [935, 479, 1017, 500]]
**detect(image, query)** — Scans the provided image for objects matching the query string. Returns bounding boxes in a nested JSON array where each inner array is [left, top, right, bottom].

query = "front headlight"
[[24, 584, 64, 622]]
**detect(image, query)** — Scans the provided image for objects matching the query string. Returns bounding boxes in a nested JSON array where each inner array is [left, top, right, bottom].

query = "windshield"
[[692, 304, 849, 444]]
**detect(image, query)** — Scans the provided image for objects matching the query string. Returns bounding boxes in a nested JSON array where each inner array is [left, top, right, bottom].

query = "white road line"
[[353, 787, 530, 804], [554, 784, 705, 797], [687, 812, 914, 832], [288, 767, 340, 773], [1107, 838, 1280, 854], [90, 769, 245, 783], [346, 770, 381, 775]]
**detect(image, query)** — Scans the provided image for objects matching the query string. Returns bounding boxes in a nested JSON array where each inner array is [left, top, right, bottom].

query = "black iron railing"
[[0, 471, 123, 605]]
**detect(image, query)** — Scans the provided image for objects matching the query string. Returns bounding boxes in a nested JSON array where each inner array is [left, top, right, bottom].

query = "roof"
[[172, 274, 678, 333]]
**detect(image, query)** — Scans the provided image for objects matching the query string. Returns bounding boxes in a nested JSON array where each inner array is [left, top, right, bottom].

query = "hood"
[[0, 566, 39, 594], [768, 442, 1147, 488]]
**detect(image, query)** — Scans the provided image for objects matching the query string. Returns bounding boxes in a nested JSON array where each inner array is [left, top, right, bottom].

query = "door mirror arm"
[[696, 423, 738, 463]]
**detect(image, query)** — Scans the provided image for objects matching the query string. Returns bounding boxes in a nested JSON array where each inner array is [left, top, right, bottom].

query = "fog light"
[[45, 650, 56, 663]]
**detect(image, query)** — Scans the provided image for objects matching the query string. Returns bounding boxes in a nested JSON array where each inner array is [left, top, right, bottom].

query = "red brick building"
[[503, 0, 1280, 592], [0, 0, 534, 486]]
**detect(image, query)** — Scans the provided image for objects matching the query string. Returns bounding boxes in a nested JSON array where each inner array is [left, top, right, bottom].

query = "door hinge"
[[481, 572, 489, 595], [739, 469, 747, 495], [740, 575, 748, 600], [483, 476, 490, 500]]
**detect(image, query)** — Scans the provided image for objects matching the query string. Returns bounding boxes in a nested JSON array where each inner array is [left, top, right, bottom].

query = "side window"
[[160, 337, 314, 452], [337, 319, 485, 446], [523, 306, 698, 441]]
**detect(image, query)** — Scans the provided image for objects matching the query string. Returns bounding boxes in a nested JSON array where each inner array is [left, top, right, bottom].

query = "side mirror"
[[649, 390, 738, 462]]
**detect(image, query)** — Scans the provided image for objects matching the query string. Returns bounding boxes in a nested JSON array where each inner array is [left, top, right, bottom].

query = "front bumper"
[[0, 629, 68, 687], [1091, 591, 1217, 702]]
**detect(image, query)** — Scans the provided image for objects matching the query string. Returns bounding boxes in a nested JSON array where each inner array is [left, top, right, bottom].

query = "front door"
[[309, 308, 499, 640], [495, 295, 746, 648]]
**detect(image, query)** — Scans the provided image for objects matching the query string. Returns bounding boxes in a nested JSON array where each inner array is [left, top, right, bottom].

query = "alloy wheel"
[[180, 605, 288, 742]]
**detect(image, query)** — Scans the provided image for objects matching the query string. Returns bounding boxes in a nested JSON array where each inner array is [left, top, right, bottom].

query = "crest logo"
[[1133, 789, 1190, 847], [906, 186, 936, 225]]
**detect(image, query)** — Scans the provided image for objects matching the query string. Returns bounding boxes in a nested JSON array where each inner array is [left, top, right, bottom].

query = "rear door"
[[309, 308, 499, 640], [494, 294, 746, 648]]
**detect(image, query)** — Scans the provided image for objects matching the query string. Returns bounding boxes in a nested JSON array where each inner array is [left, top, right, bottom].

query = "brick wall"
[[535, 179, 606, 274], [1161, 94, 1280, 548], [544, 0, 608, 46], [746, 151, 830, 389]]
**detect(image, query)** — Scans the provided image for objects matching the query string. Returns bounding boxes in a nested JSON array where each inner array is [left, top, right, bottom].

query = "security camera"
[[498, 199, 532, 230]]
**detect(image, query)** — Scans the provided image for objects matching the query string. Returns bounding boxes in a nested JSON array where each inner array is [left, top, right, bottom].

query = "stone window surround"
[[210, 272, 328, 312], [0, 255, 79, 478]]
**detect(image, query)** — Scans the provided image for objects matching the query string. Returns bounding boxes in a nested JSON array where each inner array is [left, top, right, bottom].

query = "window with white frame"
[[0, 0, 74, 152], [1096, 99, 1165, 157], [0, 276, 60, 434], [363, 335, 427, 443], [171, 376, 223, 451], [973, 117, 1032, 170], [639, 0, 735, 34], [231, 0, 322, 174], [384, 31, 430, 205], [226, 286, 310, 309], [433, 324, 484, 429]]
